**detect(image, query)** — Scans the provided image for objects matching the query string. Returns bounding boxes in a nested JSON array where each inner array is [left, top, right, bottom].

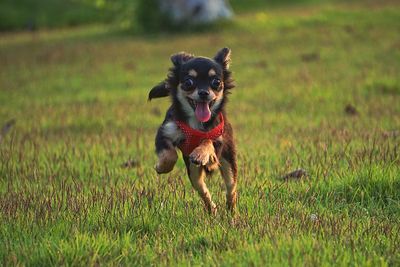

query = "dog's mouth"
[[187, 98, 216, 122]]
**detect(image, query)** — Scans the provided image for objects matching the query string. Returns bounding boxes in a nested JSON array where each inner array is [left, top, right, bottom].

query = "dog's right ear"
[[170, 52, 194, 67], [214, 47, 231, 70], [148, 82, 170, 101]]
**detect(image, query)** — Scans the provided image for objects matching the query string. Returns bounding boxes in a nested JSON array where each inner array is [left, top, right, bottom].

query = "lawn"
[[0, 1, 399, 266]]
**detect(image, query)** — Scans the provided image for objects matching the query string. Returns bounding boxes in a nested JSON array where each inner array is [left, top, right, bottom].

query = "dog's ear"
[[148, 82, 170, 101], [170, 52, 194, 67], [214, 47, 231, 69], [215, 47, 234, 90]]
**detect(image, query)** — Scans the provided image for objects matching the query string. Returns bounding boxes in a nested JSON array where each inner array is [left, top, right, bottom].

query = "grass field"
[[1, 1, 400, 266]]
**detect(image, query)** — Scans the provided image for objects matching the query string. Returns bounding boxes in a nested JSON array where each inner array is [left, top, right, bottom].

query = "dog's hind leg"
[[185, 158, 217, 215], [220, 157, 237, 212]]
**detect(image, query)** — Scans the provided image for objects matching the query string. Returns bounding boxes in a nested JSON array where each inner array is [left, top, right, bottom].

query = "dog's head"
[[149, 48, 234, 123]]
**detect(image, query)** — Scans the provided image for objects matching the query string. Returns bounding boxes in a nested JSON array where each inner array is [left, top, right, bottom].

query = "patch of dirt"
[[344, 104, 358, 116], [253, 60, 268, 69], [300, 52, 320, 62], [121, 159, 139, 169]]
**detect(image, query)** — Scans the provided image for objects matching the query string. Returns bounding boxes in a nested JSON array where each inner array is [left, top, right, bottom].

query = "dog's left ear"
[[214, 47, 231, 70], [171, 52, 194, 67]]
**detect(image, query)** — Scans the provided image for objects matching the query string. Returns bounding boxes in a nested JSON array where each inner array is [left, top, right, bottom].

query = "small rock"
[[300, 52, 320, 62], [343, 25, 354, 34], [344, 104, 358, 116], [282, 168, 308, 180], [310, 213, 318, 221], [121, 159, 139, 169], [151, 107, 162, 116]]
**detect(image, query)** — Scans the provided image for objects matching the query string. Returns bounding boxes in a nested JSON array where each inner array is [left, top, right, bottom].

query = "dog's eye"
[[210, 78, 221, 89], [183, 78, 195, 89]]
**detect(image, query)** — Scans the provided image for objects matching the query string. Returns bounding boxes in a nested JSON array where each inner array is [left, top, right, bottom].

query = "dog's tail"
[[148, 82, 170, 101]]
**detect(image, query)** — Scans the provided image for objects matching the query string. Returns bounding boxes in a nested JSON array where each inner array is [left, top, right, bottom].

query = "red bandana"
[[175, 113, 224, 156]]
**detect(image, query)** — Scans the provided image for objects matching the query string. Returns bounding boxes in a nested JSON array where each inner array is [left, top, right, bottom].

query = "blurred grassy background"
[[0, 0, 347, 31]]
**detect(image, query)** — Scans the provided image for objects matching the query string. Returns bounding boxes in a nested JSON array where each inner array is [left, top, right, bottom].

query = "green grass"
[[1, 1, 400, 266], [0, 0, 114, 31]]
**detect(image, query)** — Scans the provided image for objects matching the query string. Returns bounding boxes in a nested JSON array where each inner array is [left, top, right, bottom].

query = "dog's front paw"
[[155, 163, 171, 174], [189, 148, 208, 166], [190, 147, 218, 166]]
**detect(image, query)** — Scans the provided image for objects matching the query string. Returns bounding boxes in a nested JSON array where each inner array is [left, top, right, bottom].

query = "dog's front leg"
[[155, 146, 178, 174], [189, 139, 219, 171], [154, 125, 179, 174]]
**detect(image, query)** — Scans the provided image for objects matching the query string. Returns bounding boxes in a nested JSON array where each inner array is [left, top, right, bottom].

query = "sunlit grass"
[[1, 1, 399, 265]]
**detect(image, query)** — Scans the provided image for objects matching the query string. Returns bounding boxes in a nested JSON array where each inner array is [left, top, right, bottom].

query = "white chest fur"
[[162, 121, 184, 144]]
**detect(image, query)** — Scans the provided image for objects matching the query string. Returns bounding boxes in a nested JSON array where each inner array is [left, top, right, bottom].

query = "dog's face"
[[169, 48, 233, 123], [177, 58, 224, 122]]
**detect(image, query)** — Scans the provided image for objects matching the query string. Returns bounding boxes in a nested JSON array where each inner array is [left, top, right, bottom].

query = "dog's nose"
[[198, 90, 209, 99]]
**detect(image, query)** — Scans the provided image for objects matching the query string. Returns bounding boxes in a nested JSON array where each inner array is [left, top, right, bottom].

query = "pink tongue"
[[195, 102, 211, 122]]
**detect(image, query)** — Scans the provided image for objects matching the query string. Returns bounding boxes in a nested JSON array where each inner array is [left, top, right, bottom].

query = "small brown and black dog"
[[148, 48, 237, 214]]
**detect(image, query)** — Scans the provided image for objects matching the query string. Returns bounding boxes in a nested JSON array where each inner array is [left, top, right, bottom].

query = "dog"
[[148, 48, 237, 214]]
